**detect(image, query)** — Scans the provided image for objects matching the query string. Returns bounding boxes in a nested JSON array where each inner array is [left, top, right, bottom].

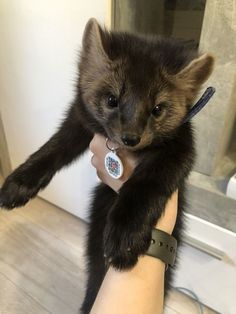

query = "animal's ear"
[[82, 18, 110, 62], [176, 54, 214, 90]]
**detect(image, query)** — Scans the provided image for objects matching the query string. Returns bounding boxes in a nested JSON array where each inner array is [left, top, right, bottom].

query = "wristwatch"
[[146, 229, 177, 267]]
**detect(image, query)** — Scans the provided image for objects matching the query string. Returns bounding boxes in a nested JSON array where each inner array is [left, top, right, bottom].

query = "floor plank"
[[0, 206, 86, 313], [166, 289, 217, 314], [17, 196, 87, 252], [0, 272, 50, 314], [164, 305, 180, 314]]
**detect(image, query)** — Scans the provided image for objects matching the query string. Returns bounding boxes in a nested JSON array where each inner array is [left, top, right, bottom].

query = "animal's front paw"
[[103, 215, 152, 270], [0, 177, 37, 210], [0, 166, 53, 210]]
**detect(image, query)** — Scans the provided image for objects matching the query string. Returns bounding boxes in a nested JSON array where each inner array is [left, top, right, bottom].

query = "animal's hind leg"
[[80, 183, 117, 314]]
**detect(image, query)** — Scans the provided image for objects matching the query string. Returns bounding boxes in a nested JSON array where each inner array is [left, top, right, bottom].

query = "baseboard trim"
[[0, 113, 12, 178], [184, 213, 236, 264]]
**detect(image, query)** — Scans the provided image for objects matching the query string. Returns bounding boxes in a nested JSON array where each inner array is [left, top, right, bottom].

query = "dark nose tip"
[[121, 134, 141, 147]]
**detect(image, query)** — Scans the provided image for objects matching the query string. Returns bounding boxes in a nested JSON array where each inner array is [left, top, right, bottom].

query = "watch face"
[[104, 151, 123, 179]]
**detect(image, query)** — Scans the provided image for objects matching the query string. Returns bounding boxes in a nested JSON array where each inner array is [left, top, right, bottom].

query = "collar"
[[182, 87, 215, 124]]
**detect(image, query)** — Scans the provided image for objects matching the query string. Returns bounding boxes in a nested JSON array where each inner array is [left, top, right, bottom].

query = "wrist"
[[146, 229, 177, 267], [154, 224, 173, 235], [154, 191, 178, 235]]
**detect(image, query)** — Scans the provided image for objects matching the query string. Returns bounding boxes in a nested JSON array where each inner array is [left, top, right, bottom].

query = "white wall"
[[0, 0, 107, 219]]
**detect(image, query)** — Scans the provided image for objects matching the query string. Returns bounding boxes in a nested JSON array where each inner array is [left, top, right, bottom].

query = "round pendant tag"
[[104, 151, 124, 179]]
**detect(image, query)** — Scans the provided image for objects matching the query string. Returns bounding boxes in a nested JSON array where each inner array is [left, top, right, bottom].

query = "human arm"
[[89, 134, 178, 314]]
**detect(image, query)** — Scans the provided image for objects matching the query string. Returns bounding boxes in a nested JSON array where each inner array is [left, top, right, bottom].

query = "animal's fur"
[[0, 19, 214, 313]]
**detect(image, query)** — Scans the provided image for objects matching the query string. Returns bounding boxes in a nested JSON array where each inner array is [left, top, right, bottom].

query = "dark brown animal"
[[0, 19, 214, 313]]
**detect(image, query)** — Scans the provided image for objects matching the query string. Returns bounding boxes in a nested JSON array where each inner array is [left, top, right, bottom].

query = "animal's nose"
[[121, 134, 141, 147]]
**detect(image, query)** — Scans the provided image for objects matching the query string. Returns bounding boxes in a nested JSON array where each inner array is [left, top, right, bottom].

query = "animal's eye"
[[107, 94, 118, 108], [152, 104, 163, 117], [152, 102, 168, 117]]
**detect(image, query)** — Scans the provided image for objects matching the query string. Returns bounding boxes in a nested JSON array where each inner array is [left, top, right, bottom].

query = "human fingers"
[[89, 134, 137, 192]]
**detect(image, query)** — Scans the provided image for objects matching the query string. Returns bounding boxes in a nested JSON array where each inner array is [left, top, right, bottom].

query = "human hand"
[[89, 134, 137, 193]]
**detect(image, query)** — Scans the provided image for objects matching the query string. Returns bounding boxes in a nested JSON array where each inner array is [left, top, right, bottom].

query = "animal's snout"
[[121, 134, 141, 147]]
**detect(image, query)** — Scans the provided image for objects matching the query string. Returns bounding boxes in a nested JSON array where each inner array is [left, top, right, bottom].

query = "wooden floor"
[[0, 180, 216, 313]]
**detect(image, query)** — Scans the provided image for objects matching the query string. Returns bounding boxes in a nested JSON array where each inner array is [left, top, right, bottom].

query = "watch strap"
[[146, 229, 177, 267]]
